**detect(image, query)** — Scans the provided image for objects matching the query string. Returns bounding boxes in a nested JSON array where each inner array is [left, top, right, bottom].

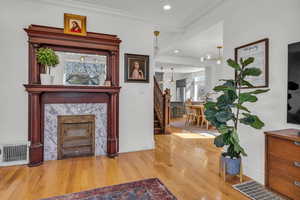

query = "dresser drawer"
[[269, 170, 300, 199], [268, 136, 300, 162], [269, 154, 300, 180]]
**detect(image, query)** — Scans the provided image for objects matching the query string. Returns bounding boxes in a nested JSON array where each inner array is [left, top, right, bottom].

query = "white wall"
[[0, 0, 154, 153], [224, 0, 300, 183], [196, 0, 300, 183]]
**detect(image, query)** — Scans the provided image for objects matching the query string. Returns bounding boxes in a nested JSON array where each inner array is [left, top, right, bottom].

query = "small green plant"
[[36, 48, 59, 74], [204, 57, 269, 158]]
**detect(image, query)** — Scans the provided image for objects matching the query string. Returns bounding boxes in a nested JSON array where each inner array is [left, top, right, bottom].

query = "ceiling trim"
[[29, 0, 225, 32], [30, 0, 184, 32]]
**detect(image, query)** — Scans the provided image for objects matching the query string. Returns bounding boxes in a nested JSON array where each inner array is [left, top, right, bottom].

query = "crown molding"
[[27, 0, 225, 33], [29, 0, 184, 33]]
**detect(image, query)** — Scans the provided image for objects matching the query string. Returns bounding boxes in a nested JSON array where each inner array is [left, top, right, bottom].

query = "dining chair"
[[196, 107, 203, 127], [185, 104, 197, 126], [200, 105, 209, 130]]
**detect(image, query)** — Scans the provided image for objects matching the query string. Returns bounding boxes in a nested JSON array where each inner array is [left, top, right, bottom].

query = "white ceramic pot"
[[40, 74, 54, 85]]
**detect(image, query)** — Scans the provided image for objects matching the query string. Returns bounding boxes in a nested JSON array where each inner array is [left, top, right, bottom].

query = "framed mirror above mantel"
[[24, 24, 122, 166]]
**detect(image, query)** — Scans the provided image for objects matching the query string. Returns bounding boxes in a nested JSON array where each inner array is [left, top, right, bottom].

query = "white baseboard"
[[0, 160, 28, 167]]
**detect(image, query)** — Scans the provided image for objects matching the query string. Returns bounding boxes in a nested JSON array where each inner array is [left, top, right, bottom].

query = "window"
[[186, 70, 206, 102]]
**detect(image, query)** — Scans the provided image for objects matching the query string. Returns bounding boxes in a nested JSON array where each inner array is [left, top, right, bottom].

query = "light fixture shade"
[[154, 46, 160, 57], [170, 67, 175, 82], [154, 30, 160, 57], [201, 46, 223, 64]]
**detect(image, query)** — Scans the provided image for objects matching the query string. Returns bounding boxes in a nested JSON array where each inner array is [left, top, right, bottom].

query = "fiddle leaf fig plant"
[[204, 57, 269, 158], [36, 48, 59, 74]]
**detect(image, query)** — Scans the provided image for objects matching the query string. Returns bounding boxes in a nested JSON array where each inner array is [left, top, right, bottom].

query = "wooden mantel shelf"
[[24, 84, 121, 93]]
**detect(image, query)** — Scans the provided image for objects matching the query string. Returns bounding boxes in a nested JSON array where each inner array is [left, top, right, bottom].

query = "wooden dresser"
[[265, 129, 300, 199]]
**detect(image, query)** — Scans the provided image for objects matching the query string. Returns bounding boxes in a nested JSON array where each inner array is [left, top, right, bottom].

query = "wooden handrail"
[[154, 76, 171, 134]]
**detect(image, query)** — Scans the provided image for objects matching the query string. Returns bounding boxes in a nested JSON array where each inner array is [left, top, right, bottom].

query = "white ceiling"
[[155, 22, 223, 72], [71, 0, 224, 29], [155, 62, 205, 73], [38, 0, 224, 71], [161, 22, 223, 58]]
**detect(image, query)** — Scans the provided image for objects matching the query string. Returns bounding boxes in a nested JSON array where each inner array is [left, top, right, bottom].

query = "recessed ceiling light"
[[163, 4, 171, 10], [200, 57, 205, 62], [206, 54, 211, 60], [174, 49, 180, 54]]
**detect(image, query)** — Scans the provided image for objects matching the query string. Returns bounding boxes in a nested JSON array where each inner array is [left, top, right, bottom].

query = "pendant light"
[[154, 30, 160, 57], [170, 67, 175, 83], [158, 66, 165, 84], [216, 46, 223, 65], [200, 46, 223, 64]]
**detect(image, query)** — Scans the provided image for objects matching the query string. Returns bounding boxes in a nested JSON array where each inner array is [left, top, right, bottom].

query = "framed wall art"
[[124, 54, 149, 83], [235, 38, 269, 88], [64, 13, 87, 36]]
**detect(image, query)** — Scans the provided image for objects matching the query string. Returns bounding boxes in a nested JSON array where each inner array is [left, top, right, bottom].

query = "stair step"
[[154, 127, 162, 134]]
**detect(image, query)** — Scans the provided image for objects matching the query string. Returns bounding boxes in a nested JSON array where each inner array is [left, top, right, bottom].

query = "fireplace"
[[43, 103, 107, 161], [57, 115, 95, 160], [24, 25, 122, 166]]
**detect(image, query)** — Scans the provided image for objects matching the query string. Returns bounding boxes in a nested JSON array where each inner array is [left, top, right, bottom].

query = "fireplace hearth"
[[43, 103, 107, 161]]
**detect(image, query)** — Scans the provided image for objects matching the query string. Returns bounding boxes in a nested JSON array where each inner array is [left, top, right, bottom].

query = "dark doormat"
[[233, 181, 286, 200]]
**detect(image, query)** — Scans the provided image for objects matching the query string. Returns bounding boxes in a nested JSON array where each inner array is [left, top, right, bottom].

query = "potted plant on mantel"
[[204, 57, 269, 176], [36, 48, 59, 85]]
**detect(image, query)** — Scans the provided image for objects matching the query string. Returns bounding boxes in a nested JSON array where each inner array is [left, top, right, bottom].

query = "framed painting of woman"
[[124, 54, 149, 83], [64, 13, 87, 36]]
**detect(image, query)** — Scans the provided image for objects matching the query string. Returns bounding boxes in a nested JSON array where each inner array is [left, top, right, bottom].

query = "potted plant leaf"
[[204, 57, 269, 176], [36, 48, 59, 85]]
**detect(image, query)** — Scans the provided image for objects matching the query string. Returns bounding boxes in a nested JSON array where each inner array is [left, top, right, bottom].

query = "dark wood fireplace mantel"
[[24, 84, 121, 93], [24, 25, 122, 166]]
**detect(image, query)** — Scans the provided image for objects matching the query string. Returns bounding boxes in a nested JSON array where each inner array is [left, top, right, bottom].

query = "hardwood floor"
[[0, 130, 249, 200]]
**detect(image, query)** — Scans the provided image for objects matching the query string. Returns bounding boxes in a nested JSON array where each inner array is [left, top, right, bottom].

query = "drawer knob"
[[294, 141, 300, 146], [295, 162, 300, 167], [295, 181, 300, 187]]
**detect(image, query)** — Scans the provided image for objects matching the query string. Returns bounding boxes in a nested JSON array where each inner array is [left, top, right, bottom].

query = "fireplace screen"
[[57, 115, 95, 159]]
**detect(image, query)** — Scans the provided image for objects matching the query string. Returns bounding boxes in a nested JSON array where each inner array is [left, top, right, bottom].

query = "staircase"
[[154, 76, 171, 134], [154, 113, 162, 134]]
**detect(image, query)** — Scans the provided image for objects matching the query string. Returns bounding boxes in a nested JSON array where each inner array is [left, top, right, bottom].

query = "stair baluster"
[[154, 76, 171, 134]]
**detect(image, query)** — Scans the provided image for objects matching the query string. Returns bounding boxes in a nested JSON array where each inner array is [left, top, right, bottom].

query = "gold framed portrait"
[[64, 13, 87, 36]]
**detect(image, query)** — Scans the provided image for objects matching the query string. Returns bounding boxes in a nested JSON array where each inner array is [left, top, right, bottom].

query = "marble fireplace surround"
[[44, 103, 107, 161]]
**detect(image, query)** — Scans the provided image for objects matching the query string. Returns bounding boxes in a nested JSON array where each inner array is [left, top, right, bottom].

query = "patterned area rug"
[[42, 178, 177, 200]]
